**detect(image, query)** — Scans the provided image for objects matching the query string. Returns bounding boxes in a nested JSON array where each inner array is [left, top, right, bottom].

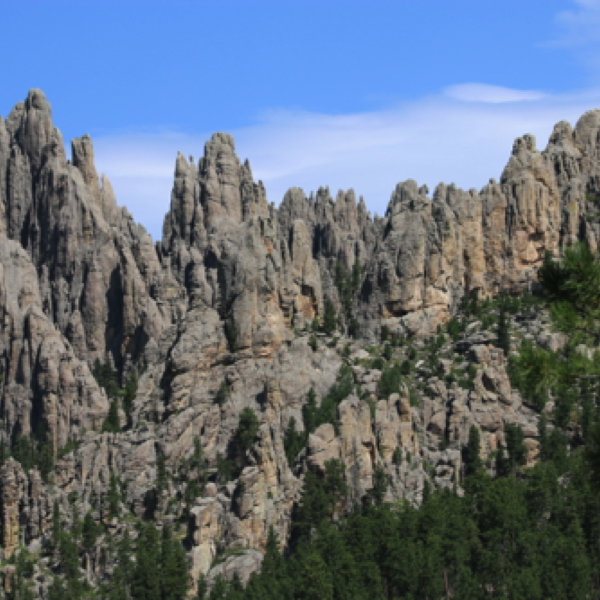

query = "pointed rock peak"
[[24, 89, 50, 111], [549, 120, 573, 144], [204, 132, 236, 156], [71, 134, 100, 196], [511, 133, 537, 155], [6, 89, 57, 172], [386, 179, 421, 215], [282, 187, 308, 207], [433, 182, 447, 201], [574, 109, 600, 151], [175, 151, 191, 175]]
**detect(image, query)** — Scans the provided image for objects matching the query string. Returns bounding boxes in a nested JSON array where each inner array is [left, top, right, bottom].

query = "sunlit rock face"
[[1, 89, 600, 593]]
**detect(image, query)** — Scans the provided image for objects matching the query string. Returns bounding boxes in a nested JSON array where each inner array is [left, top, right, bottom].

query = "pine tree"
[[366, 463, 389, 507], [295, 546, 334, 600], [102, 400, 121, 433], [82, 512, 98, 549], [284, 417, 305, 468], [225, 320, 239, 353], [505, 423, 527, 472], [209, 575, 228, 600], [259, 527, 288, 599], [51, 500, 61, 549], [107, 472, 121, 518], [464, 425, 482, 477], [161, 525, 189, 600], [322, 300, 337, 335], [122, 371, 138, 423], [105, 566, 128, 600], [496, 301, 511, 355], [196, 574, 208, 599], [495, 444, 510, 478], [382, 343, 392, 361], [237, 407, 260, 454], [303, 388, 318, 435], [323, 459, 348, 516], [378, 364, 402, 399], [131, 524, 161, 600]]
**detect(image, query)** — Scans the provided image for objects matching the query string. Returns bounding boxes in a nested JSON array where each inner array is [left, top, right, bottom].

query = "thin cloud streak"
[[548, 0, 600, 48], [444, 84, 546, 103], [93, 87, 600, 241]]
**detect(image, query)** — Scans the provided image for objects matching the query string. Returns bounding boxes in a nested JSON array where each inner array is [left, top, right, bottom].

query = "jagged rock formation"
[[1, 89, 600, 595]]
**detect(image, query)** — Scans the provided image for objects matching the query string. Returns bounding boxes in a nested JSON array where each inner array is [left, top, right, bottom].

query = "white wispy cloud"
[[548, 0, 600, 48], [444, 84, 546, 103], [93, 87, 600, 241]]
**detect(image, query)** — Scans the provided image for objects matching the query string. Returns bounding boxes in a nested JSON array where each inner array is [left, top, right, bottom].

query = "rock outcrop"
[[0, 89, 599, 594]]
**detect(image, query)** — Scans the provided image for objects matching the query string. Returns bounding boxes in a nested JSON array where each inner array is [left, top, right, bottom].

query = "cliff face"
[[0, 89, 599, 594]]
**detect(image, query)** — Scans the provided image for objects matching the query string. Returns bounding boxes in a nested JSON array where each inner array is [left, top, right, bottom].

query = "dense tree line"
[[206, 243, 600, 599]]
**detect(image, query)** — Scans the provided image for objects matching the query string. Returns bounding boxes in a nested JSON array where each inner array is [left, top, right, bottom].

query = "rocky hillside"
[[0, 89, 599, 597]]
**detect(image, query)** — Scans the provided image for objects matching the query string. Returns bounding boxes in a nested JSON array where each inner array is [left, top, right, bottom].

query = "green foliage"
[[382, 343, 392, 361], [131, 523, 161, 600], [303, 388, 318, 436], [216, 453, 234, 484], [215, 381, 231, 405], [348, 318, 360, 338], [225, 320, 239, 353], [122, 371, 138, 421], [508, 340, 557, 407], [7, 549, 36, 600], [10, 431, 55, 483], [399, 359, 411, 375], [378, 364, 402, 399], [51, 500, 61, 549], [496, 300, 511, 355], [538, 243, 600, 340], [303, 366, 353, 435], [446, 316, 465, 341], [370, 357, 384, 370], [322, 300, 337, 335], [308, 334, 318, 352], [463, 425, 482, 477], [93, 358, 120, 398], [156, 455, 168, 492], [284, 417, 305, 468], [333, 261, 361, 326], [505, 423, 527, 472], [160, 525, 190, 600], [82, 512, 100, 550], [216, 442, 600, 600], [365, 463, 389, 507], [380, 325, 389, 342], [236, 407, 260, 453], [107, 471, 121, 518], [294, 459, 349, 542], [102, 400, 121, 433]]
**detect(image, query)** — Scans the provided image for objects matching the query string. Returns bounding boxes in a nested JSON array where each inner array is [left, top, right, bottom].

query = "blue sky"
[[2, 0, 600, 239]]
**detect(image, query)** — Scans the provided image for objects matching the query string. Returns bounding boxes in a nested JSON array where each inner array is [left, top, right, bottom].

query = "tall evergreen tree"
[[161, 525, 189, 600], [102, 400, 121, 433], [496, 300, 511, 355], [463, 425, 482, 477], [323, 300, 337, 335], [131, 524, 161, 600]]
